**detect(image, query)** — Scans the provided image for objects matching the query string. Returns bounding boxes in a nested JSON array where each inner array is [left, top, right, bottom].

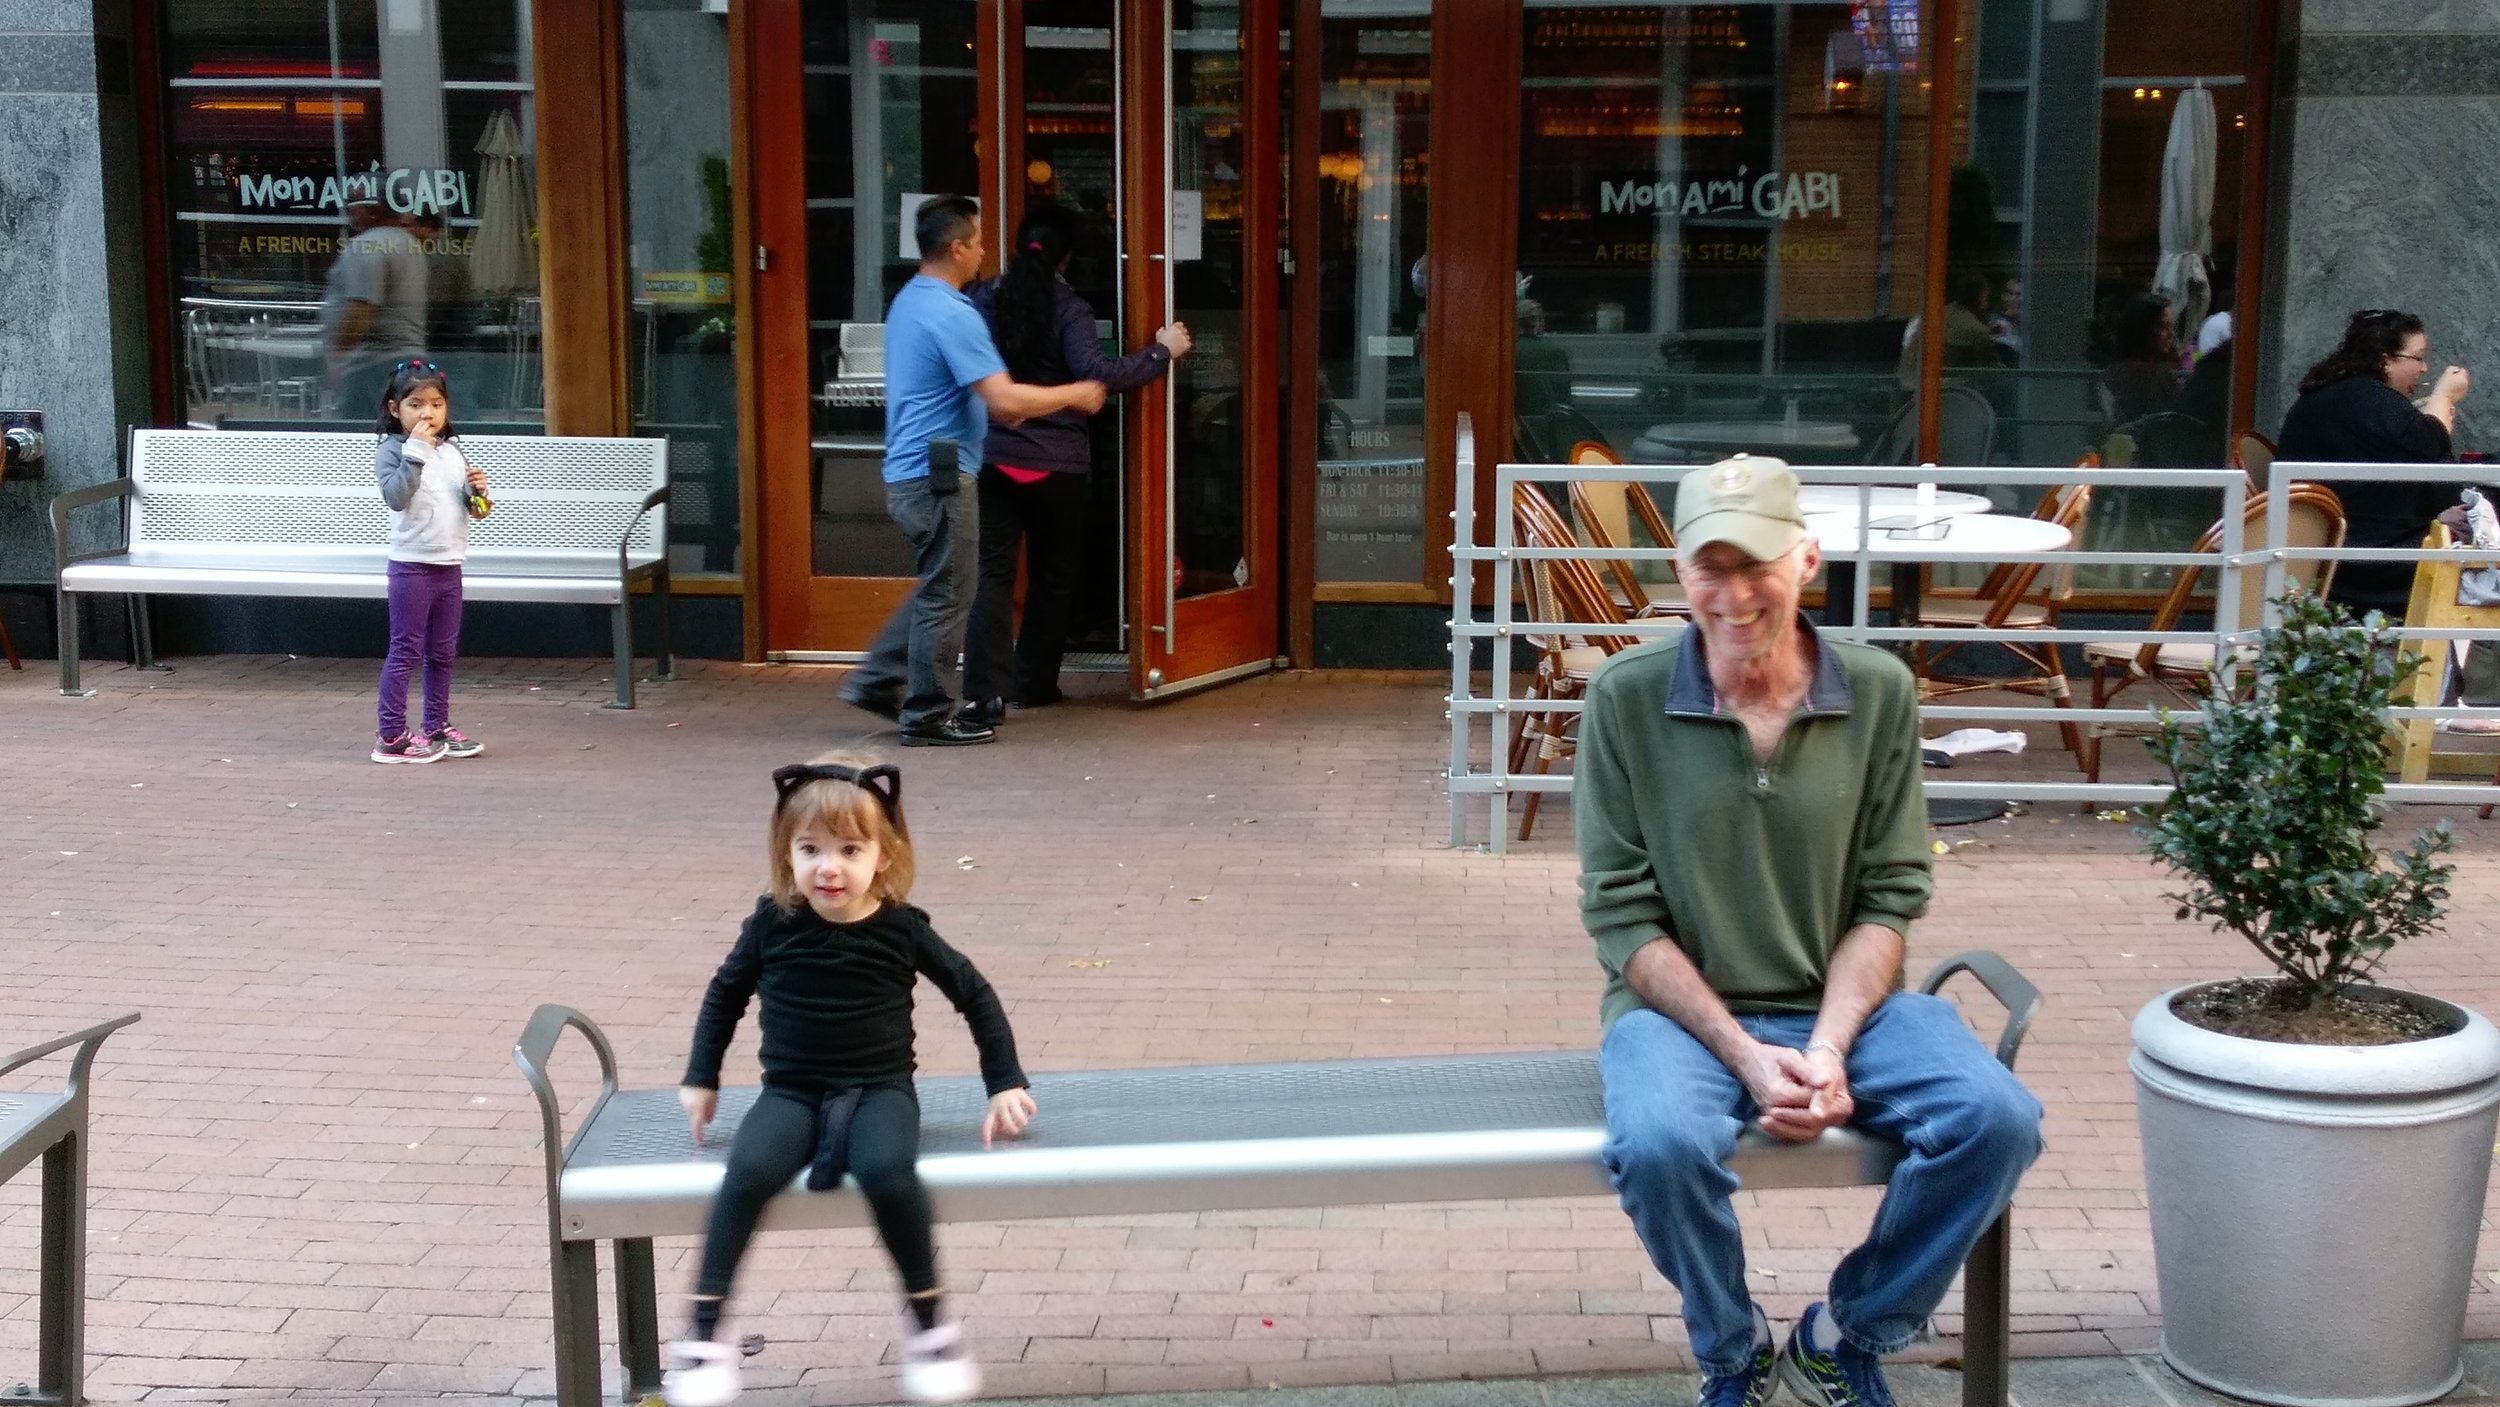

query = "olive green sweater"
[[1573, 619, 1933, 1029]]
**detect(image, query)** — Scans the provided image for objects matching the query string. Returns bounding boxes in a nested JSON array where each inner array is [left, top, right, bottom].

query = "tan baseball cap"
[[1673, 455, 1806, 561]]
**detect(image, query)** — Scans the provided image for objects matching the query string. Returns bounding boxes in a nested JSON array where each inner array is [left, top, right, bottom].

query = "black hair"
[[2299, 308, 2426, 395], [913, 194, 981, 265], [1948, 267, 1990, 313], [2114, 292, 2174, 362], [375, 358, 457, 440], [989, 203, 1079, 383]]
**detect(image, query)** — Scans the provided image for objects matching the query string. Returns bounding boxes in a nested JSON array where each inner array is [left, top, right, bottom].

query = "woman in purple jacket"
[[964, 204, 1191, 720]]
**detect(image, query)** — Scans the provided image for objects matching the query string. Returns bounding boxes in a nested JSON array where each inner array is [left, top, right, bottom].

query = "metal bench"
[[2, 1013, 139, 1407], [49, 430, 673, 709], [516, 955, 2037, 1407]]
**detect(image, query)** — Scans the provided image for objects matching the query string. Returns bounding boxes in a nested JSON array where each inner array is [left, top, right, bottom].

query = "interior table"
[[1632, 419, 1863, 464], [1795, 485, 1994, 517]]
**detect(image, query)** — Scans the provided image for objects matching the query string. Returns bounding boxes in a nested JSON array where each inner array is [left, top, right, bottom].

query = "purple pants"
[[378, 560, 464, 738]]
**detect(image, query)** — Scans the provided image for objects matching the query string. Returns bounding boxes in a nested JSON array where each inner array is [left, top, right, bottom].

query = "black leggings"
[[695, 1083, 936, 1304]]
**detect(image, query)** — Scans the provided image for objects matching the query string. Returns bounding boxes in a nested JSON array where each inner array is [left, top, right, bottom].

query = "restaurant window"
[[1513, 1, 1936, 499], [1931, 0, 2252, 585], [1314, 3, 1431, 587], [624, 1, 741, 577], [165, 0, 544, 432]]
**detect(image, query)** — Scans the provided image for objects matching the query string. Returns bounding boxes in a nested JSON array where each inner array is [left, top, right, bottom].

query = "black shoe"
[[962, 697, 1008, 728], [839, 686, 902, 721], [1010, 687, 1065, 710], [900, 717, 996, 747]]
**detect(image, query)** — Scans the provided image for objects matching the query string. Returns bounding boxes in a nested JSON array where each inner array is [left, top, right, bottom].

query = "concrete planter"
[[2132, 983, 2500, 1407]]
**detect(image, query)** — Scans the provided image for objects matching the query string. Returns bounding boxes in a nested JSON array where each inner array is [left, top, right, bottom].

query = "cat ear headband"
[[771, 762, 900, 822]]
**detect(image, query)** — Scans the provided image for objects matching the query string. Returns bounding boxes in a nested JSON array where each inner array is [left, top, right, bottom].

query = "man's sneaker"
[[429, 726, 484, 758], [661, 1339, 740, 1407], [899, 1320, 980, 1404], [1778, 1303, 1897, 1407], [1697, 1302, 1777, 1407], [371, 732, 448, 765]]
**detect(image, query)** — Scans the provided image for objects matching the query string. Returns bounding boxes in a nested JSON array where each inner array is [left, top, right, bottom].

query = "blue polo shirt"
[[881, 275, 1007, 484]]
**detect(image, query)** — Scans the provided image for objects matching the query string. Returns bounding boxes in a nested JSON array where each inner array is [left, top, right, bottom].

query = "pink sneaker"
[[371, 733, 448, 765], [429, 726, 484, 758]]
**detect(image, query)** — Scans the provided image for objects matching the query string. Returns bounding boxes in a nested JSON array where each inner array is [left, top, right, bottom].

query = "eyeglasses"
[[771, 762, 901, 821], [2392, 351, 2429, 366]]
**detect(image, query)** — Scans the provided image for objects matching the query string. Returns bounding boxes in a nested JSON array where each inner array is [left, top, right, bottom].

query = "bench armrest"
[[0, 1012, 140, 1099], [50, 478, 135, 577], [619, 486, 670, 583], [1916, 952, 2041, 1070], [512, 1005, 621, 1193]]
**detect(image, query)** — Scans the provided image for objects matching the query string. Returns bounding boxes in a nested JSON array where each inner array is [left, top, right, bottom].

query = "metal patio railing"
[[1444, 415, 2500, 850]]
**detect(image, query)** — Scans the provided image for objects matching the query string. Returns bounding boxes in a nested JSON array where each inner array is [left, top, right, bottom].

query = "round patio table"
[[1807, 511, 2074, 826], [1795, 485, 1994, 517]]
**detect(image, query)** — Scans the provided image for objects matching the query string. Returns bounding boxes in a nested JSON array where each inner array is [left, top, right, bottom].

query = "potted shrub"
[[2134, 586, 2500, 1407]]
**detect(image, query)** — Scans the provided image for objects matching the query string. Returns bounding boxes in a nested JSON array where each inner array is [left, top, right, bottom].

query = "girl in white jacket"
[[371, 358, 491, 763]]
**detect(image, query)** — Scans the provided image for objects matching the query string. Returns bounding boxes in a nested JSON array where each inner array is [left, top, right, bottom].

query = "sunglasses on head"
[[772, 762, 901, 822]]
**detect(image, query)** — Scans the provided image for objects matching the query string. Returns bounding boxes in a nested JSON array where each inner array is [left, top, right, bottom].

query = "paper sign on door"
[[1171, 191, 1204, 263]]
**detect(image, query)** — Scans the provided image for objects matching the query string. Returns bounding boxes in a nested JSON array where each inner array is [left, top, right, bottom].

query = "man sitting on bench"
[[1571, 456, 2045, 1407]]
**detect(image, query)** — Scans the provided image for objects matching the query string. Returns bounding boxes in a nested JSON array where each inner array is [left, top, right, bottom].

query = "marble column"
[[2260, 0, 2500, 439], [0, 0, 154, 594]]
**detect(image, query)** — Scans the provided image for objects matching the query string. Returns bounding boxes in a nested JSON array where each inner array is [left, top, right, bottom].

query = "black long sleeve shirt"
[[682, 899, 1028, 1096], [2277, 376, 2460, 614], [968, 278, 1172, 474]]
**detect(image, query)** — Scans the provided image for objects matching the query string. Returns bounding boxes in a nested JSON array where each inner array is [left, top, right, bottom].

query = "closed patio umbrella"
[[2152, 87, 2216, 336], [469, 110, 537, 297]]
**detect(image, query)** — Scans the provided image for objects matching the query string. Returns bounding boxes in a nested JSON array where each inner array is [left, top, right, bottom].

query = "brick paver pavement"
[[3, 654, 2497, 1404]]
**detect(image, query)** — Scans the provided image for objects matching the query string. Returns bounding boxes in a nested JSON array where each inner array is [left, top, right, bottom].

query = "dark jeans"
[[377, 560, 462, 738], [847, 473, 979, 730], [694, 1083, 936, 1307], [964, 466, 1090, 704]]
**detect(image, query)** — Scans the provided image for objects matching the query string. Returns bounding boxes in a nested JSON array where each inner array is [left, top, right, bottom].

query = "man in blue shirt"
[[840, 195, 1107, 745]]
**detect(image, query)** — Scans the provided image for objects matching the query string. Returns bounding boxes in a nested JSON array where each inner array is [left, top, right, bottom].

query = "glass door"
[[1122, 0, 1282, 698], [755, 0, 987, 654]]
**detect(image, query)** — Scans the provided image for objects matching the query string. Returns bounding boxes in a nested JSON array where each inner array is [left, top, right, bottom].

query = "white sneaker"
[[661, 1339, 740, 1407], [899, 1321, 981, 1404]]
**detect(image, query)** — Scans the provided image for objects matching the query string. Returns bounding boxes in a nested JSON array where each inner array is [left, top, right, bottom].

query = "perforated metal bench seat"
[[516, 955, 2037, 1407], [552, 1053, 1904, 1243], [51, 429, 674, 707], [60, 546, 648, 605]]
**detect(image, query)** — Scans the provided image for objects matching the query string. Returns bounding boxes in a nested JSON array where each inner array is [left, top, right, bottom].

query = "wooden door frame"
[[1120, 0, 1285, 698], [1427, 1, 1521, 611], [748, 0, 1009, 657]]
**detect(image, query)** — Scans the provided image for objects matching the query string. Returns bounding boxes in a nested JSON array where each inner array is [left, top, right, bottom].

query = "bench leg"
[[59, 590, 92, 696], [130, 595, 167, 672], [654, 571, 675, 682], [614, 1238, 663, 1403], [605, 602, 635, 710], [40, 1131, 85, 1407], [1960, 1210, 2012, 1407], [551, 1238, 605, 1407]]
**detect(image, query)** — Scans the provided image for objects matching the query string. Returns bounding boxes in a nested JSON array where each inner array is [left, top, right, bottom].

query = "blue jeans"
[[847, 473, 980, 730], [1600, 992, 2042, 1373]]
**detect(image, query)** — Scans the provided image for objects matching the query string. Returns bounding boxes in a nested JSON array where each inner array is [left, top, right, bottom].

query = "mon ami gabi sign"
[[236, 164, 474, 218], [1599, 171, 1843, 221]]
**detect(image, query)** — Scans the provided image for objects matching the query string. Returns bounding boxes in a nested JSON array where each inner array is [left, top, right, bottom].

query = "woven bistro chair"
[[1568, 455, 1690, 621], [1509, 482, 1644, 841], [1911, 481, 2095, 766], [2078, 485, 2347, 783]]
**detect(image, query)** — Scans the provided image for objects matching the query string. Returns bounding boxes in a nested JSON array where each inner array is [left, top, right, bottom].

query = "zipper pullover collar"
[[1662, 613, 1857, 722]]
